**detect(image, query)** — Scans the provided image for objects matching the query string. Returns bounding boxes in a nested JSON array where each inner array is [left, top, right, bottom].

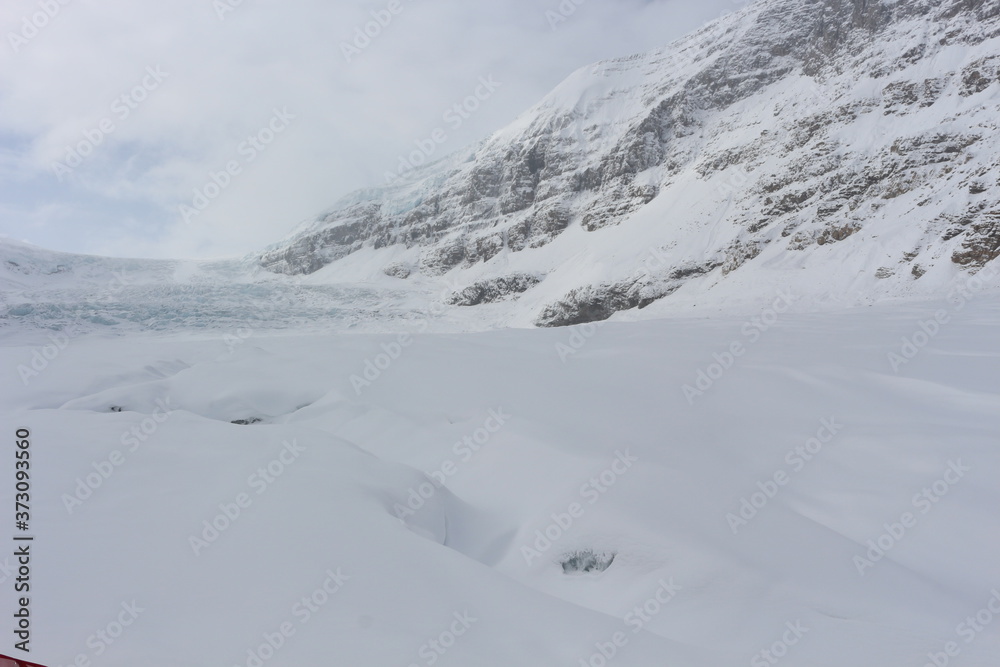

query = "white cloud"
[[0, 0, 746, 258]]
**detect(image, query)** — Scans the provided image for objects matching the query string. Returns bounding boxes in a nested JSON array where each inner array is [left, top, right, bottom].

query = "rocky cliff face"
[[257, 0, 1000, 326]]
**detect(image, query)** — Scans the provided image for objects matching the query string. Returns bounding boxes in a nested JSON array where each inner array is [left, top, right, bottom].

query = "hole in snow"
[[560, 550, 616, 574], [231, 417, 264, 425]]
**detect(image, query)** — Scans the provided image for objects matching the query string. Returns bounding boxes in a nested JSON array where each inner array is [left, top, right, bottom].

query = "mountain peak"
[[257, 0, 1000, 326]]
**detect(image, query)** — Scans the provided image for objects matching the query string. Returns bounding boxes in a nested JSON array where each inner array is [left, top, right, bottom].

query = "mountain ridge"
[[3, 0, 1000, 335], [255, 0, 1000, 326]]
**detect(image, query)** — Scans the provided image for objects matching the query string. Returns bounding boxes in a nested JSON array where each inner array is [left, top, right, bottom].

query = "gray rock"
[[447, 274, 543, 306]]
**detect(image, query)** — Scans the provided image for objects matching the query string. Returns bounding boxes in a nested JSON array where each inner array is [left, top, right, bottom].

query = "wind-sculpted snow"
[[3, 296, 1000, 665]]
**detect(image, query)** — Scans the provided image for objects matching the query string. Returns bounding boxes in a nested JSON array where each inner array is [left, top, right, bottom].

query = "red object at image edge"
[[0, 655, 49, 667]]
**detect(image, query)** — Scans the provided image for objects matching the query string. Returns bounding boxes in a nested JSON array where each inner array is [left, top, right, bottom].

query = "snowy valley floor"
[[2, 293, 1000, 666]]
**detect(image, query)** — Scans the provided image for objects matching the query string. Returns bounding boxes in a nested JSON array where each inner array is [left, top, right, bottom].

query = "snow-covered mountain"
[[4, 2, 1000, 666], [257, 0, 1000, 326], [5, 0, 1000, 334]]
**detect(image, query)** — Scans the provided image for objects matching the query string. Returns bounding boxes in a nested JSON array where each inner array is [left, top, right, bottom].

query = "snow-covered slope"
[[3, 294, 1000, 666], [257, 0, 1000, 326], [3, 3, 1000, 664]]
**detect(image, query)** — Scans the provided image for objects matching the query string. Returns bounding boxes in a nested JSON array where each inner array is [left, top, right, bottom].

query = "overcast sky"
[[0, 0, 745, 259]]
